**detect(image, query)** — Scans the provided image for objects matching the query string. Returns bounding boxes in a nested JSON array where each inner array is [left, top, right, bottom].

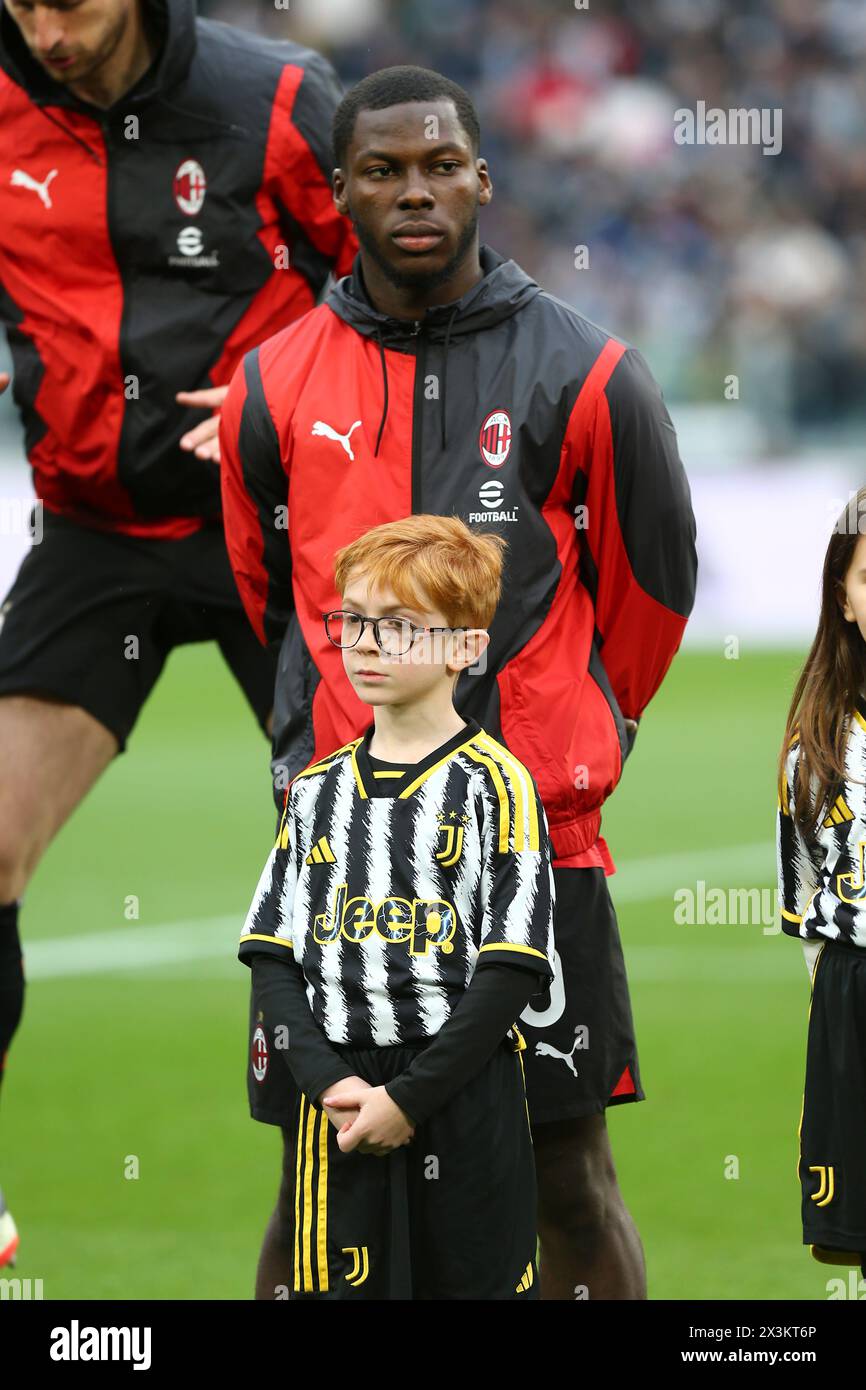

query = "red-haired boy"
[[239, 514, 555, 1299]]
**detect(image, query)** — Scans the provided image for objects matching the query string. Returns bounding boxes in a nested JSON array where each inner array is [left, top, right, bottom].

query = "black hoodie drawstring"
[[373, 305, 460, 458], [374, 325, 389, 458], [440, 305, 459, 451], [36, 105, 104, 164]]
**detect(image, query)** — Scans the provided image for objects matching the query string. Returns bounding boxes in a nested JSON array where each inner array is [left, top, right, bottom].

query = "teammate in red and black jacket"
[[0, 0, 355, 531], [0, 0, 355, 1269], [220, 66, 697, 1299]]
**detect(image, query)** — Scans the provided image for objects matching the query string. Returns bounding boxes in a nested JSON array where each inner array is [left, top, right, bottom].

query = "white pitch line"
[[23, 841, 787, 982], [610, 839, 774, 902], [23, 917, 242, 980]]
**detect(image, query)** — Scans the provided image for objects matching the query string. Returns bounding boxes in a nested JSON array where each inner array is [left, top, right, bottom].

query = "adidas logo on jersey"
[[305, 836, 336, 865], [823, 795, 854, 828]]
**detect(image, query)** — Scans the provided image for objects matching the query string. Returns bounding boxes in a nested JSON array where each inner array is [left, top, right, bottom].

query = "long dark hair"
[[778, 487, 866, 845]]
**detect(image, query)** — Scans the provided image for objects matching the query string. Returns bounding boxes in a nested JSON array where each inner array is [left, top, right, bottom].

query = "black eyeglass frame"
[[321, 609, 475, 655]]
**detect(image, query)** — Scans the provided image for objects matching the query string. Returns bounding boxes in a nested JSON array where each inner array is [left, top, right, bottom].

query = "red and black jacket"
[[220, 245, 698, 864], [0, 0, 356, 537]]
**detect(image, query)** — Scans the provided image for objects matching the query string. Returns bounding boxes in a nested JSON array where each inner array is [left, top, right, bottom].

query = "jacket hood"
[[326, 243, 541, 346], [326, 244, 541, 455], [0, 0, 196, 110]]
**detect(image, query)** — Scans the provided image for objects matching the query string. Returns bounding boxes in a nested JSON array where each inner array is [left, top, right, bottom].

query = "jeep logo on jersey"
[[313, 882, 457, 955], [251, 1024, 269, 1083], [173, 159, 206, 215], [479, 410, 512, 468]]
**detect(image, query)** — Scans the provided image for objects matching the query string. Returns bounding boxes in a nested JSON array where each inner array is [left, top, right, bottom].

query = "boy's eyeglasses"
[[322, 610, 472, 658]]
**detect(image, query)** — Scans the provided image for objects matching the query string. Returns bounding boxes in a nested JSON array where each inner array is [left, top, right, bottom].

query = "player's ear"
[[837, 579, 855, 623], [333, 170, 349, 216], [476, 158, 492, 207], [452, 629, 489, 671]]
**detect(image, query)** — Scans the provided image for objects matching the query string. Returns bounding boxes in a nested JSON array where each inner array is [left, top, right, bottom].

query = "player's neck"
[[368, 696, 467, 764], [360, 247, 483, 323], [67, 8, 157, 110]]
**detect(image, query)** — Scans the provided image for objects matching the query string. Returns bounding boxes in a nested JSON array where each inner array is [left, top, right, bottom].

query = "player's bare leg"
[[534, 1112, 647, 1300], [255, 1127, 294, 1299], [256, 1205, 293, 1300], [0, 694, 119, 902], [0, 694, 119, 1257]]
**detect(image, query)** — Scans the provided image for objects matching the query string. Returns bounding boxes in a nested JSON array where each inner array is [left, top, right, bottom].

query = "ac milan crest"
[[479, 410, 512, 468], [251, 1024, 269, 1083], [173, 159, 207, 216]]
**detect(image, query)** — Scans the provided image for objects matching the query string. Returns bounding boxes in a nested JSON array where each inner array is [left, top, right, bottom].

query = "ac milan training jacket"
[[0, 0, 356, 537], [219, 245, 698, 867]]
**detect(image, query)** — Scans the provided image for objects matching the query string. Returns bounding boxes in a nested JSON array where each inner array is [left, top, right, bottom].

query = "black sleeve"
[[219, 350, 294, 650], [250, 953, 355, 1104], [383, 961, 545, 1127]]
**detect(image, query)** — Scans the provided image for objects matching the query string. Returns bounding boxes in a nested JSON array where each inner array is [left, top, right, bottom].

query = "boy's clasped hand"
[[319, 1076, 415, 1156]]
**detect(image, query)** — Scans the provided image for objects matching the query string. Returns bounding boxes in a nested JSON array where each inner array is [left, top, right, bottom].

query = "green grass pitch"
[[1, 642, 836, 1299]]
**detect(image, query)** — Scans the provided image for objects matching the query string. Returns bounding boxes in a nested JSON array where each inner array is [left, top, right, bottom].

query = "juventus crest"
[[435, 808, 471, 867]]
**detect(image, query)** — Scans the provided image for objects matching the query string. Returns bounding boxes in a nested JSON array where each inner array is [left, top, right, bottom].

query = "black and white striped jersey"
[[239, 715, 556, 1046], [777, 701, 866, 949]]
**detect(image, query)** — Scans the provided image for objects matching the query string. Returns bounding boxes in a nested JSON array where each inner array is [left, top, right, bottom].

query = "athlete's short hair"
[[332, 65, 481, 169], [333, 514, 506, 630]]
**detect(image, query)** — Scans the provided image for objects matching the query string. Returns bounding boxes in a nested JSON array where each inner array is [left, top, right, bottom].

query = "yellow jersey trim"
[[475, 731, 539, 851], [478, 942, 549, 962], [396, 727, 484, 800], [350, 739, 368, 800], [462, 744, 511, 851], [241, 932, 294, 948], [294, 738, 363, 782]]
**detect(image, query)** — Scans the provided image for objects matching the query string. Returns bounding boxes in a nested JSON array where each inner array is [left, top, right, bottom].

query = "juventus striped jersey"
[[777, 699, 866, 949], [239, 715, 556, 1047]]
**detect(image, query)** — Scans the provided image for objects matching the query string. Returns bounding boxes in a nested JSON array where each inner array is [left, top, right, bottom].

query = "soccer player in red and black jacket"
[[0, 0, 356, 1266], [220, 65, 697, 1299]]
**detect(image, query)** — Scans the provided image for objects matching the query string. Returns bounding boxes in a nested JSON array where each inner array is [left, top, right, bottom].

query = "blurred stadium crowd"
[[1, 0, 863, 454], [201, 0, 866, 452]]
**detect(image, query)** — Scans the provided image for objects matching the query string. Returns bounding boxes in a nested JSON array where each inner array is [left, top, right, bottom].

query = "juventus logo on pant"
[[342, 1246, 370, 1286], [809, 1165, 836, 1206]]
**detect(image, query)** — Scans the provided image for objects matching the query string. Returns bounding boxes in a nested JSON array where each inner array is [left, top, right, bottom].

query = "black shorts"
[[518, 866, 644, 1124], [246, 864, 643, 1130], [0, 507, 277, 750], [799, 938, 866, 1255], [275, 1039, 538, 1300]]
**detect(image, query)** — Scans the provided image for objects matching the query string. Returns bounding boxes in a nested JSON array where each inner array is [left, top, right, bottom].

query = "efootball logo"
[[173, 159, 206, 216], [479, 409, 512, 468]]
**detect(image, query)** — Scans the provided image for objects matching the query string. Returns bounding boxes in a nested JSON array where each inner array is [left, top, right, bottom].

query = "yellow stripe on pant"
[[511, 1024, 532, 1132], [293, 1096, 331, 1293]]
